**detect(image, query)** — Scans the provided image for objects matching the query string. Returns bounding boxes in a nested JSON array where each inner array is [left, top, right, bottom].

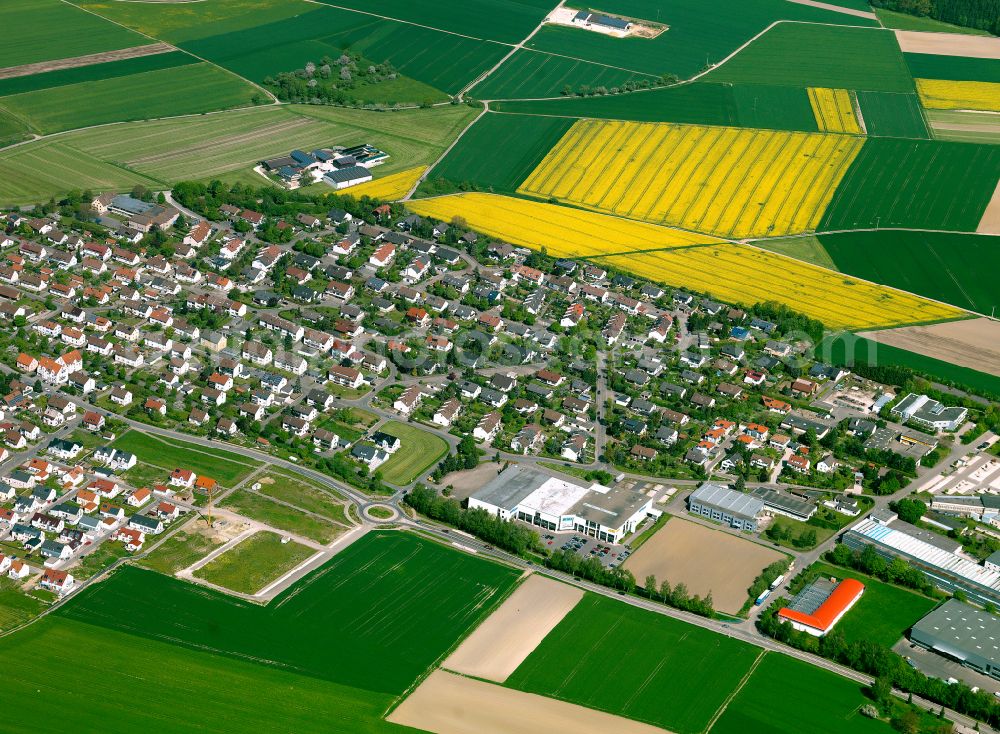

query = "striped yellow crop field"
[[596, 246, 964, 330], [406, 192, 721, 258], [344, 166, 427, 201], [916, 79, 1000, 112], [808, 88, 862, 134], [516, 120, 864, 239]]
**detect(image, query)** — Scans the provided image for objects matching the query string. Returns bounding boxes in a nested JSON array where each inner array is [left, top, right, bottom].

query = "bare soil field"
[[978, 181, 1000, 235], [787, 0, 877, 20], [623, 518, 783, 613], [388, 670, 672, 734], [0, 43, 174, 80], [861, 318, 1000, 377], [443, 574, 582, 682], [438, 461, 504, 501], [895, 30, 1000, 58]]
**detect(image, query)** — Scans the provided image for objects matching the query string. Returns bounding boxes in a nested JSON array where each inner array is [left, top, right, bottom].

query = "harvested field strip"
[[596, 246, 964, 330], [0, 43, 175, 80], [927, 109, 1000, 144], [389, 670, 670, 734], [517, 120, 863, 238], [916, 78, 1000, 112], [407, 193, 723, 259], [894, 30, 1000, 59], [859, 318, 1000, 381], [342, 166, 426, 201], [443, 575, 583, 683], [808, 88, 862, 134]]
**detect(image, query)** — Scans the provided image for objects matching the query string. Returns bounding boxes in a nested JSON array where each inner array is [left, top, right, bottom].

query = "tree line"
[[873, 0, 1000, 35]]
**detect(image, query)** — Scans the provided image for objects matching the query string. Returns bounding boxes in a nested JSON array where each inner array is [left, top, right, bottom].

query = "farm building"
[[324, 166, 374, 190], [844, 511, 1000, 607], [910, 599, 1000, 680], [687, 483, 764, 532], [777, 578, 865, 637], [572, 10, 631, 31], [469, 465, 653, 543]]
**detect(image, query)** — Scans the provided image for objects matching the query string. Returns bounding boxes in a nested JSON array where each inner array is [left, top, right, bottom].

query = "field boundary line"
[[703, 649, 766, 733], [403, 103, 489, 199], [0, 43, 175, 80]]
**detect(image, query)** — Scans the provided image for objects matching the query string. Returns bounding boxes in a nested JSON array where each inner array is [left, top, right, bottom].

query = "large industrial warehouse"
[[910, 599, 1000, 680], [469, 465, 654, 543], [687, 483, 764, 531]]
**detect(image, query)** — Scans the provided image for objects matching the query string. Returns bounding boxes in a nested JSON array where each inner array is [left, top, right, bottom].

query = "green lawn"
[[221, 489, 346, 544], [818, 230, 1000, 314], [70, 541, 131, 581], [377, 421, 450, 485], [807, 563, 937, 647], [58, 531, 519, 694], [819, 138, 1000, 233], [110, 430, 260, 486], [710, 652, 893, 734], [0, 616, 416, 733], [0, 62, 259, 135], [194, 530, 315, 594], [255, 469, 352, 525], [0, 582, 46, 632], [708, 24, 913, 92], [507, 593, 761, 734], [137, 521, 225, 575], [0, 0, 148, 68]]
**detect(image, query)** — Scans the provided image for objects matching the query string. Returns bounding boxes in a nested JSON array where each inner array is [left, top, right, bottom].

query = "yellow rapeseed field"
[[596, 246, 964, 330], [406, 192, 720, 258], [342, 166, 426, 201], [808, 88, 862, 134], [517, 120, 864, 239], [916, 79, 1000, 112], [405, 192, 964, 330]]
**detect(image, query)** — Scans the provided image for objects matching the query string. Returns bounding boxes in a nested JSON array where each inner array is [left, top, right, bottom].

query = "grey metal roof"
[[473, 464, 546, 510], [689, 483, 764, 520], [911, 598, 1000, 665]]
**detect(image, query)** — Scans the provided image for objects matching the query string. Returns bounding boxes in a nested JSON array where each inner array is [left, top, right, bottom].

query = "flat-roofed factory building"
[[910, 598, 1000, 680], [469, 465, 653, 543], [687, 483, 764, 532]]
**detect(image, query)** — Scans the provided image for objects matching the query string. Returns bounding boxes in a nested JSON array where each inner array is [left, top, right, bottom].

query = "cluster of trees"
[[263, 54, 410, 107], [872, 0, 1000, 34], [637, 573, 716, 617], [432, 435, 479, 480], [404, 484, 541, 555], [829, 543, 937, 596], [546, 549, 638, 594], [752, 301, 826, 345], [314, 452, 389, 495], [890, 497, 928, 524], [758, 602, 1000, 727], [557, 74, 678, 98]]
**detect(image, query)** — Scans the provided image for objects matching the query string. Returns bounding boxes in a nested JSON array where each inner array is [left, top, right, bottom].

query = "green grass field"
[[495, 82, 819, 131], [59, 531, 519, 694], [0, 616, 416, 733], [708, 24, 913, 92], [876, 7, 992, 35], [255, 469, 351, 524], [709, 652, 892, 734], [471, 49, 661, 100], [817, 230, 1000, 314], [0, 103, 476, 205], [525, 0, 876, 80], [137, 520, 224, 575], [425, 112, 573, 193], [0, 0, 148, 68], [0, 51, 198, 97], [0, 107, 29, 148], [220, 490, 346, 544], [855, 91, 929, 138], [818, 333, 1000, 399], [194, 530, 316, 594], [819, 138, 1000, 232], [751, 235, 839, 270], [0, 581, 46, 632], [507, 593, 761, 734], [377, 421, 450, 485], [0, 62, 259, 135], [807, 563, 937, 647], [110, 430, 260, 486], [312, 0, 552, 43], [905, 53, 1000, 84]]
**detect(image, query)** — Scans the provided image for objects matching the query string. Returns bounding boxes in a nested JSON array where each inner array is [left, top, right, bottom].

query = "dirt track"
[[0, 43, 175, 80], [388, 670, 672, 734], [861, 318, 1000, 378], [624, 518, 783, 613], [895, 30, 1000, 59], [443, 574, 582, 682]]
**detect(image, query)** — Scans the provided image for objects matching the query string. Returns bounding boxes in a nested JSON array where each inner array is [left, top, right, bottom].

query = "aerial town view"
[[1, 0, 1000, 732]]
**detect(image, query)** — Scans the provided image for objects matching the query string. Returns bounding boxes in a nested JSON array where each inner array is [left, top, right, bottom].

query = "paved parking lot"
[[540, 532, 632, 568]]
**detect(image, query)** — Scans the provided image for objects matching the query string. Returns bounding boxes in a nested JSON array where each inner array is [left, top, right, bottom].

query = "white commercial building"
[[469, 465, 653, 543]]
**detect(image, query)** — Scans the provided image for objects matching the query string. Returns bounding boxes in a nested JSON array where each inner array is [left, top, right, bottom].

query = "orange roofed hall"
[[777, 578, 865, 637]]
